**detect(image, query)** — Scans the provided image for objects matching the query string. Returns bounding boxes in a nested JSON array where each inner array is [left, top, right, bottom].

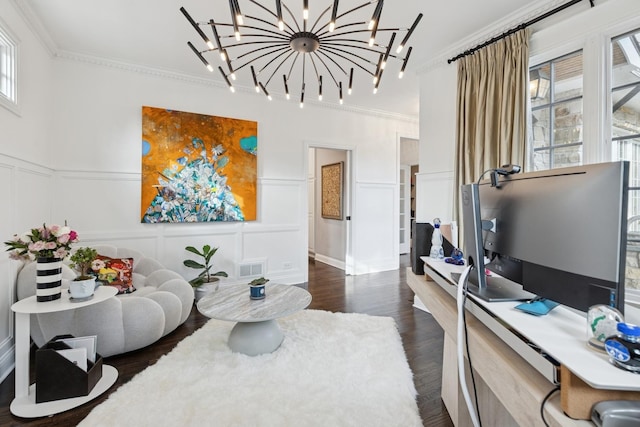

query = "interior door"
[[399, 165, 411, 254]]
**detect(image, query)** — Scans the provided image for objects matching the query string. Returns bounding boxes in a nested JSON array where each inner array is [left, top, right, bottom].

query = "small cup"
[[249, 284, 266, 300]]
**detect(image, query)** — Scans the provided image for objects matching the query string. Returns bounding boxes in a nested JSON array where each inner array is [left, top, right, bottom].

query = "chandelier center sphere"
[[289, 32, 320, 53]]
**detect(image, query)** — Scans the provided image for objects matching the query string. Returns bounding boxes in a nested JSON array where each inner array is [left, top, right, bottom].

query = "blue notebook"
[[514, 298, 559, 316]]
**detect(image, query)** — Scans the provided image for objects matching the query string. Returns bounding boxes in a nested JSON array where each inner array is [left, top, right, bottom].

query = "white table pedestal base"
[[228, 320, 284, 356]]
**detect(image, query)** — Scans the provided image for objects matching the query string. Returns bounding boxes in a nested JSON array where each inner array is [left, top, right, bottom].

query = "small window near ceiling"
[[529, 51, 584, 171], [0, 20, 18, 112]]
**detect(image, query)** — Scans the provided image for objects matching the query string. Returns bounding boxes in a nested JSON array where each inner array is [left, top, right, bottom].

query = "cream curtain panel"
[[453, 28, 530, 230]]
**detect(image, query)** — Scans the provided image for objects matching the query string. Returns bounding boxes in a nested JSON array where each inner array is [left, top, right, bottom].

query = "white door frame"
[[304, 141, 355, 275]]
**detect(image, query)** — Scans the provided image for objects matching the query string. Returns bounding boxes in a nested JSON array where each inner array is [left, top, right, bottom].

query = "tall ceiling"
[[21, 0, 549, 117]]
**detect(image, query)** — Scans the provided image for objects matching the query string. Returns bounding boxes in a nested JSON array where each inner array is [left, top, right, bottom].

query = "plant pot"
[[69, 277, 96, 300], [249, 284, 266, 300], [194, 280, 220, 302]]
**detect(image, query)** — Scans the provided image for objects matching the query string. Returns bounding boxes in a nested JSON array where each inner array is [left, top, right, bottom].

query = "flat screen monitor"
[[460, 161, 629, 314]]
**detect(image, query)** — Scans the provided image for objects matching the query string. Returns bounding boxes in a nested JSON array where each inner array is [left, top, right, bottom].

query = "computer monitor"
[[461, 161, 629, 314]]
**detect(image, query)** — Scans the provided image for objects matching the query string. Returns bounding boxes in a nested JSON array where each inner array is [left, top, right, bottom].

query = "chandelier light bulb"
[[300, 102, 304, 108], [348, 88, 352, 95], [279, 20, 284, 31], [235, 31, 241, 41], [340, 99, 344, 105], [381, 61, 386, 70], [329, 21, 335, 32], [398, 71, 404, 79], [319, 94, 323, 101], [286, 93, 291, 100], [369, 37, 375, 47], [230, 87, 235, 93], [236, 14, 243, 25], [303, 9, 308, 20], [206, 64, 214, 72], [255, 86, 260, 93], [206, 41, 214, 50], [396, 44, 404, 54], [231, 73, 236, 80], [368, 20, 375, 30], [220, 51, 227, 61], [373, 87, 378, 94]]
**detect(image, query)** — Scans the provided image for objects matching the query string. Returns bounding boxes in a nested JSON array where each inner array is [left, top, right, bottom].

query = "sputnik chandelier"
[[180, 1, 422, 107]]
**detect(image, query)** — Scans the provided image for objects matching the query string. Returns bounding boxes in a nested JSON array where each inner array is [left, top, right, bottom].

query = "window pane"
[[553, 52, 583, 102], [530, 64, 550, 108], [553, 100, 583, 145], [532, 108, 550, 150], [552, 145, 582, 169], [529, 51, 583, 172], [612, 32, 640, 88]]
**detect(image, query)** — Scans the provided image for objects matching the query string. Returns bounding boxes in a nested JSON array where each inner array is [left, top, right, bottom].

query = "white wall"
[[0, 1, 418, 382], [0, 0, 55, 384], [416, 0, 640, 242]]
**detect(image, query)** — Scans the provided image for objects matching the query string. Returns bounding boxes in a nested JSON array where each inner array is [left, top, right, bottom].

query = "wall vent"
[[239, 262, 264, 278]]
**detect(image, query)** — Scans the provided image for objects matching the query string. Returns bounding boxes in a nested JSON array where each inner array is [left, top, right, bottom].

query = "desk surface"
[[197, 284, 311, 322], [422, 257, 640, 391]]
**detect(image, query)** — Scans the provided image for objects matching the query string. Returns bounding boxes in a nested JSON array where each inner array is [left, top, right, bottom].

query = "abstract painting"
[[141, 106, 257, 223], [321, 162, 343, 220]]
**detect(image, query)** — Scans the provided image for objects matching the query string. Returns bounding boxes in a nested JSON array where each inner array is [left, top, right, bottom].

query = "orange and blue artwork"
[[141, 106, 257, 223]]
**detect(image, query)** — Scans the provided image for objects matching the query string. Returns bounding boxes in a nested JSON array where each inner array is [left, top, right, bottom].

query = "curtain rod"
[[447, 0, 595, 64]]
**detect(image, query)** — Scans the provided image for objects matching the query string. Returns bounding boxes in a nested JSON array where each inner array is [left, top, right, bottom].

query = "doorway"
[[307, 146, 353, 275], [400, 138, 419, 255]]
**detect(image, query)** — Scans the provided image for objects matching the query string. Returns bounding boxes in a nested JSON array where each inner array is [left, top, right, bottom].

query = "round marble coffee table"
[[197, 283, 312, 356]]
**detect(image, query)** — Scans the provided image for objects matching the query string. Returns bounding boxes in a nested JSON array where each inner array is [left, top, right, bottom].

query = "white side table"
[[10, 285, 119, 418]]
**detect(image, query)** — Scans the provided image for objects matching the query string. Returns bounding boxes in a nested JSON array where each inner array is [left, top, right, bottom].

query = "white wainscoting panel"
[[352, 182, 398, 274], [415, 170, 455, 225]]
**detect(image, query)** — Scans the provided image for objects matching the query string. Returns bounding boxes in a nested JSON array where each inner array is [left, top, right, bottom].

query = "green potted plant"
[[68, 247, 99, 299], [183, 245, 228, 301], [248, 277, 269, 300]]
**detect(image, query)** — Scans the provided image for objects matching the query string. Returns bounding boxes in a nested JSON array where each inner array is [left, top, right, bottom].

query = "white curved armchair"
[[16, 245, 194, 357]]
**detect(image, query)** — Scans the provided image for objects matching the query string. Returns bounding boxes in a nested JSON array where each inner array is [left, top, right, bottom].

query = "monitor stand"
[[466, 268, 536, 302]]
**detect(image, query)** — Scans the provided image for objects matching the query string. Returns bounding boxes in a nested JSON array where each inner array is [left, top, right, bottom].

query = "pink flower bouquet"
[[4, 223, 79, 261]]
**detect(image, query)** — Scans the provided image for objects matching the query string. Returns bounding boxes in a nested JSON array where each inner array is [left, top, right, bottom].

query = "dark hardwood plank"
[[0, 256, 452, 426]]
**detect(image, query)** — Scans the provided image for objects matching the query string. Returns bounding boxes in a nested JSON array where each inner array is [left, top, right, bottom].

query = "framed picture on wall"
[[321, 162, 343, 220]]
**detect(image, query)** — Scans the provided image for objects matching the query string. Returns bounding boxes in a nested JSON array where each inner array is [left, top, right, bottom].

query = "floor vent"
[[239, 262, 264, 278]]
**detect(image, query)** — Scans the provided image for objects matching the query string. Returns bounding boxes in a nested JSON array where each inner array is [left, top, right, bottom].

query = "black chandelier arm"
[[309, 54, 322, 83], [219, 33, 290, 48], [320, 45, 377, 73], [311, 51, 344, 87], [317, 47, 374, 76], [321, 27, 405, 41], [286, 52, 301, 81], [232, 45, 291, 73], [320, 40, 385, 57], [335, 1, 374, 22], [261, 50, 297, 86], [230, 42, 290, 61], [282, 3, 303, 33], [308, 6, 332, 34]]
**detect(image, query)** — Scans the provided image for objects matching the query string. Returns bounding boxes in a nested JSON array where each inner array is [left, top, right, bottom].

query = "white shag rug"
[[79, 309, 422, 427]]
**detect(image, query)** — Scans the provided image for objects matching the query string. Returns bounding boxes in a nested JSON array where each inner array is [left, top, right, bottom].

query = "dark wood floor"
[[0, 256, 453, 426]]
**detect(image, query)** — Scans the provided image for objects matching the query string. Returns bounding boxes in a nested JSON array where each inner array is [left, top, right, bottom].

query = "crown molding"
[[12, 0, 57, 57], [415, 0, 582, 73], [52, 50, 418, 124]]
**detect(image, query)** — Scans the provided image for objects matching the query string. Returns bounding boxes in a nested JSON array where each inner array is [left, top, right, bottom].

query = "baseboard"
[[314, 254, 345, 270], [0, 343, 15, 385], [413, 296, 430, 313]]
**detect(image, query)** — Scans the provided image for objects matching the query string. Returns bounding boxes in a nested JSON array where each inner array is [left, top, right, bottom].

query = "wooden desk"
[[407, 264, 590, 426]]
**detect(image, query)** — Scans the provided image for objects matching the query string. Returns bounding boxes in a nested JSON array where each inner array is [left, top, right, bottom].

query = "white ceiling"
[[22, 0, 543, 118]]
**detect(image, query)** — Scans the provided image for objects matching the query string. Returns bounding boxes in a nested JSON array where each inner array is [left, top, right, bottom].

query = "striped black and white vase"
[[36, 257, 63, 302]]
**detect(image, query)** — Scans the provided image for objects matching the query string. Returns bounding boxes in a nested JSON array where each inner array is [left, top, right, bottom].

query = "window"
[[611, 29, 640, 228], [529, 51, 584, 171], [0, 21, 18, 111]]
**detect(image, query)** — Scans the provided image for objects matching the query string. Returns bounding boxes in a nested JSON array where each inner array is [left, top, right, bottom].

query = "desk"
[[197, 284, 311, 356], [10, 286, 118, 418], [406, 258, 640, 426]]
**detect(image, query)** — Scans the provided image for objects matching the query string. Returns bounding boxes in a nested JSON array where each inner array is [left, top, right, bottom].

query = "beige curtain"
[[453, 28, 530, 238]]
